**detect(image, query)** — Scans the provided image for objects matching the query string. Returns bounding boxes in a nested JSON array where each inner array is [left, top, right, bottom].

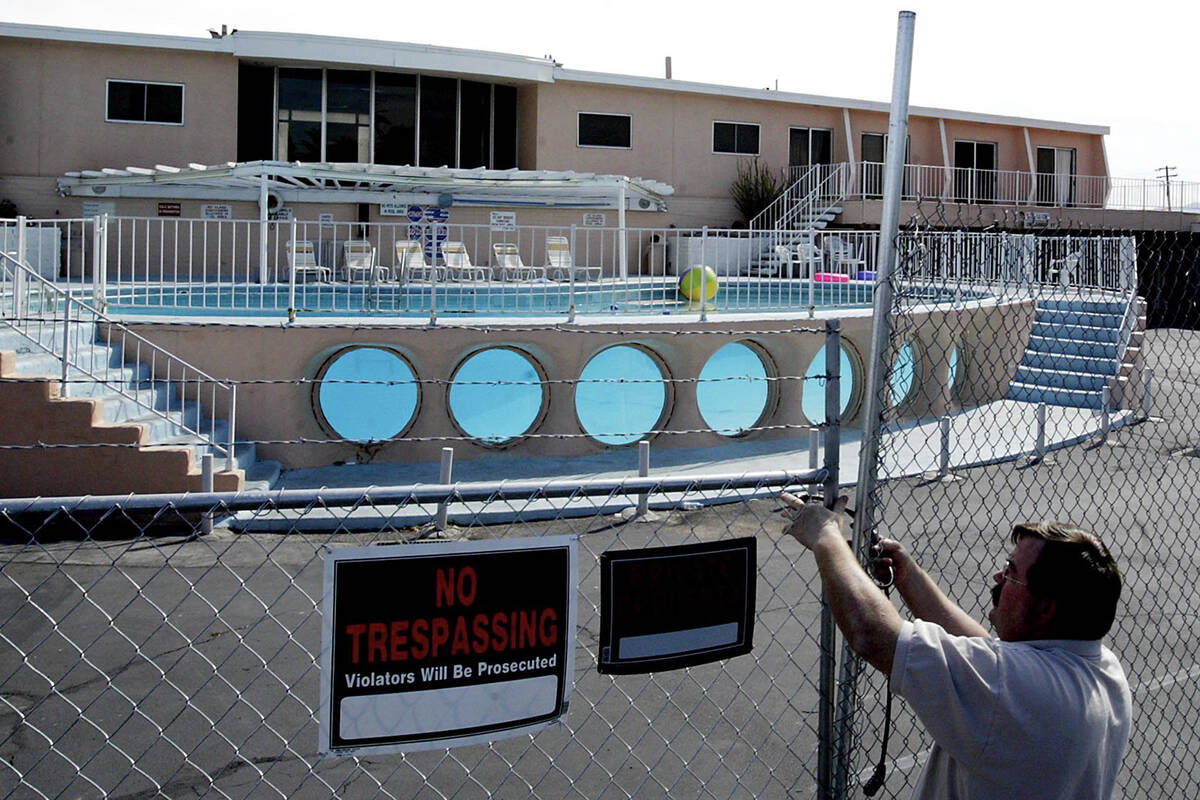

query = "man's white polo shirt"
[[891, 619, 1131, 800]]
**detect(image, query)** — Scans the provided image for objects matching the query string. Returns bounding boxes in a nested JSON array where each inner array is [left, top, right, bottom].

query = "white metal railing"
[[749, 163, 851, 234], [0, 226, 237, 471], [4, 216, 1137, 322], [847, 161, 1200, 213]]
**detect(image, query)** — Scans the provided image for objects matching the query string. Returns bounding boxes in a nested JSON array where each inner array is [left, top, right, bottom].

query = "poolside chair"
[[340, 240, 386, 283], [1048, 251, 1081, 288], [285, 240, 332, 283], [441, 241, 491, 282], [545, 236, 602, 281], [393, 240, 445, 282], [492, 242, 546, 281], [821, 236, 866, 275], [772, 243, 824, 279]]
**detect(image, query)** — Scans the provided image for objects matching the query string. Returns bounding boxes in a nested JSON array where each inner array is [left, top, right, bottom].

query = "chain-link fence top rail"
[[1, 474, 844, 800], [849, 201, 1200, 798]]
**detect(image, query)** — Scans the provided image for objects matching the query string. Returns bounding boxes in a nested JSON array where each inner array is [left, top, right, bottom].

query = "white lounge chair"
[[772, 243, 825, 279], [441, 241, 491, 282], [393, 240, 445, 282], [1048, 251, 1081, 288], [285, 240, 332, 283], [545, 236, 602, 281], [340, 240, 386, 282], [492, 242, 546, 281], [821, 236, 867, 274]]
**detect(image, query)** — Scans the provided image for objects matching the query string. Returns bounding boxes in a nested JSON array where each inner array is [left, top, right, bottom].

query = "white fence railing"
[[0, 225, 237, 470], [2, 217, 1135, 322], [846, 161, 1200, 213]]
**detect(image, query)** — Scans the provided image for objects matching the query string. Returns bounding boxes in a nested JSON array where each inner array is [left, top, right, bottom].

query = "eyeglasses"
[[1000, 559, 1028, 587]]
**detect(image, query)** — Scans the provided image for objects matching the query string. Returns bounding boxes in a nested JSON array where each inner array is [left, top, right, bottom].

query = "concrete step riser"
[[1021, 352, 1117, 376], [1007, 384, 1103, 410], [1028, 336, 1118, 359], [1014, 367, 1109, 392], [1037, 310, 1125, 329], [1032, 321, 1119, 345], [1039, 299, 1127, 315]]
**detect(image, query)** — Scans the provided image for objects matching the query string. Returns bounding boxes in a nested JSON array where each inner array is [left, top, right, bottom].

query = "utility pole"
[[1156, 165, 1177, 211]]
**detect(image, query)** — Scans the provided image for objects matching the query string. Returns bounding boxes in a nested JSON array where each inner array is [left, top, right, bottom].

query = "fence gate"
[[847, 205, 1200, 798]]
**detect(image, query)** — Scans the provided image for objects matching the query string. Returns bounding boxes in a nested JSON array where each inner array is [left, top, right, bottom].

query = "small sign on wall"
[[157, 202, 181, 217], [201, 204, 232, 220], [318, 213, 335, 226], [269, 207, 293, 221], [82, 200, 116, 218], [490, 211, 517, 232], [582, 213, 606, 227]]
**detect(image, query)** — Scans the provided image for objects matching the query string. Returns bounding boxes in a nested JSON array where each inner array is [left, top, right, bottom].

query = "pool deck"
[[232, 400, 1135, 531]]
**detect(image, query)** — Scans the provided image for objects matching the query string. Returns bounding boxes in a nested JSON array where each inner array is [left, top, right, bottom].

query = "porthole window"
[[948, 343, 962, 395], [576, 345, 667, 445], [802, 343, 856, 424], [449, 347, 545, 444], [316, 346, 418, 442], [889, 340, 919, 407], [698, 342, 772, 436]]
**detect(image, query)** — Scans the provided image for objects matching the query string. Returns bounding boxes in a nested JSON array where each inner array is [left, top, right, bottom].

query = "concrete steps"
[[0, 320, 281, 497], [1006, 297, 1133, 410]]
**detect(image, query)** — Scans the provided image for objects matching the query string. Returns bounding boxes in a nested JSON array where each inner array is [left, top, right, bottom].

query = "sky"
[[5, 0, 1195, 182]]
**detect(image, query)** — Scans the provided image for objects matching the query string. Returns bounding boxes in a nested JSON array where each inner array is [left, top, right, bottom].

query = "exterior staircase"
[[1006, 296, 1144, 410], [0, 322, 280, 497], [747, 164, 849, 275]]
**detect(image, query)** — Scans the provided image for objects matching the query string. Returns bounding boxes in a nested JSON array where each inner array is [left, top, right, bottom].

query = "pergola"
[[58, 160, 675, 278]]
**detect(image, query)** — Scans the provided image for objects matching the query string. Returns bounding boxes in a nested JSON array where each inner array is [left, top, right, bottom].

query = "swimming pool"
[[101, 279, 898, 317]]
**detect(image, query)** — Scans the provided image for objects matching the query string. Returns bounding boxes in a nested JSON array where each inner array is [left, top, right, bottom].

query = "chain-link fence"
[[842, 202, 1200, 798], [2, 472, 856, 799]]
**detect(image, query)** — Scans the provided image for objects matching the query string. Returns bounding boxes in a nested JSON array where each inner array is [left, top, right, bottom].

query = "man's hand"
[[780, 492, 848, 551]]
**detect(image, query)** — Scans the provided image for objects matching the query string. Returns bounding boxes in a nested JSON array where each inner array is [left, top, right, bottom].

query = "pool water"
[[103, 280, 883, 317]]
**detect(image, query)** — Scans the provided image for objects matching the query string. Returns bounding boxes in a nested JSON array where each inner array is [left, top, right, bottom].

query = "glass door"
[[1037, 146, 1076, 206], [954, 140, 997, 203]]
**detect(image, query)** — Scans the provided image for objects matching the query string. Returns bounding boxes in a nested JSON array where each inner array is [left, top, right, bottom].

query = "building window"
[[789, 127, 833, 167], [713, 121, 760, 155], [268, 68, 518, 167], [106, 80, 184, 125], [578, 112, 631, 149]]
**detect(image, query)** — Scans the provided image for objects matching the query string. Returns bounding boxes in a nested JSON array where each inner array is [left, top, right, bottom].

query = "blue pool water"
[[102, 280, 887, 317]]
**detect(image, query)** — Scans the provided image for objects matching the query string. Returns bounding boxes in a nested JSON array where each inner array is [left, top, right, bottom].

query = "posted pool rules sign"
[[319, 537, 577, 756]]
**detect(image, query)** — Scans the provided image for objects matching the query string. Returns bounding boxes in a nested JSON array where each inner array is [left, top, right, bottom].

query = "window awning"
[[58, 160, 674, 211]]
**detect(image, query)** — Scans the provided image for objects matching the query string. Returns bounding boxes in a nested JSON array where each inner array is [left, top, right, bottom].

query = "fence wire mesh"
[[843, 202, 1200, 799], [1, 474, 848, 800]]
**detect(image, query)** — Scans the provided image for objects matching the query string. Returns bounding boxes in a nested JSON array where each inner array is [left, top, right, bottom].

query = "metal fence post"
[[437, 447, 454, 530], [809, 426, 821, 497], [637, 440, 651, 518], [1143, 368, 1154, 421], [817, 319, 842, 800], [59, 295, 71, 398], [834, 11, 916, 798], [201, 454, 214, 536], [14, 215, 27, 322], [288, 221, 297, 324], [568, 224, 577, 323]]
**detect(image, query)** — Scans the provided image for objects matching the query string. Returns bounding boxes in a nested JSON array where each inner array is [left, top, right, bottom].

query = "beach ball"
[[678, 265, 719, 302]]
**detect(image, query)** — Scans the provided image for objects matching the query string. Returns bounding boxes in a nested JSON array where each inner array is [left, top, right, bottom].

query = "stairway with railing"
[[0, 251, 278, 497], [747, 164, 851, 274]]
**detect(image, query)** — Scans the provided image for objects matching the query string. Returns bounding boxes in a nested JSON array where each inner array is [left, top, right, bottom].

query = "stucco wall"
[[0, 38, 237, 178], [119, 298, 1029, 470]]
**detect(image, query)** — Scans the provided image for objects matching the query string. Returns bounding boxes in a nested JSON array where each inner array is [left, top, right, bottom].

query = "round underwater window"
[[448, 347, 545, 445], [889, 340, 919, 407], [698, 342, 772, 436], [802, 343, 857, 424], [576, 345, 668, 446], [316, 346, 419, 442]]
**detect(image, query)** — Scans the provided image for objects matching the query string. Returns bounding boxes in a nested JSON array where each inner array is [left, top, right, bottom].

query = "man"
[[779, 493, 1131, 800]]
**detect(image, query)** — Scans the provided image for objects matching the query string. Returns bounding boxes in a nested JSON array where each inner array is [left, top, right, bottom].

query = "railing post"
[[808, 426, 821, 497], [91, 215, 105, 311], [1099, 386, 1111, 444], [699, 226, 709, 323], [429, 223, 439, 326], [568, 225, 577, 323], [1035, 402, 1047, 461], [14, 215, 27, 322], [60, 294, 71, 398], [436, 446, 454, 530], [938, 415, 952, 478], [287, 221, 297, 324]]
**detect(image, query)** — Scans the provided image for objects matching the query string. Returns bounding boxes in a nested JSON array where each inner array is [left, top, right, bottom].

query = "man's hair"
[[1011, 521, 1122, 640]]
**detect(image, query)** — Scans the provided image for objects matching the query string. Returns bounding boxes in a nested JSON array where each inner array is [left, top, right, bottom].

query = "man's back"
[[892, 619, 1131, 799]]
